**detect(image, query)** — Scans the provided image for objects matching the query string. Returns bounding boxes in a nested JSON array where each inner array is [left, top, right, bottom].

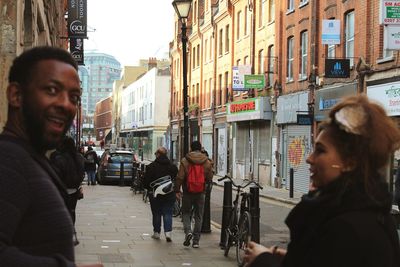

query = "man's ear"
[[7, 82, 22, 108]]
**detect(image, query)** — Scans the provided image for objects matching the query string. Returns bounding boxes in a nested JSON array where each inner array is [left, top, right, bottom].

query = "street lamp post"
[[172, 0, 192, 157]]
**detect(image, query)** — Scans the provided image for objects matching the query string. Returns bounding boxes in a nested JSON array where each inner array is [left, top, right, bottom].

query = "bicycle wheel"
[[236, 211, 252, 267], [223, 210, 236, 257], [173, 199, 181, 217]]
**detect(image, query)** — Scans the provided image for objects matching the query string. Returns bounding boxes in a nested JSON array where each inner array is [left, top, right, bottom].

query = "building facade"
[[120, 67, 171, 161], [94, 96, 112, 143], [170, 0, 400, 194], [0, 0, 68, 130]]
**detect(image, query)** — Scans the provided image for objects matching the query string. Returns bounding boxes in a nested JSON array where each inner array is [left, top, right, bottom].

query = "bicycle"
[[218, 175, 263, 267]]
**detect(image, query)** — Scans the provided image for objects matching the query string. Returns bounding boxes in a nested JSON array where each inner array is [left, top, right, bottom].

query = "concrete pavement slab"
[[75, 185, 238, 267]]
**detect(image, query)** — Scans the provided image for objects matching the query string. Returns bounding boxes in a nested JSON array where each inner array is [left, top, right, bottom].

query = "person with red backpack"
[[175, 141, 214, 248]]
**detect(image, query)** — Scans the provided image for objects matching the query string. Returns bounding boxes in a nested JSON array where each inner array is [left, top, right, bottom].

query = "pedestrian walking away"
[[244, 95, 400, 267], [175, 141, 214, 248], [143, 147, 178, 242], [50, 136, 86, 245], [84, 146, 99, 185], [0, 46, 102, 266]]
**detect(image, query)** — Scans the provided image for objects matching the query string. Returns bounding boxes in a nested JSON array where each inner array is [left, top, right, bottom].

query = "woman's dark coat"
[[250, 176, 400, 267], [143, 155, 178, 201]]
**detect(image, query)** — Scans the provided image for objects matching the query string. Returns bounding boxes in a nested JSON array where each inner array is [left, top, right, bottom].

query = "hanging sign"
[[70, 38, 84, 65], [325, 59, 350, 78], [322, 19, 341, 45], [381, 0, 400, 25], [233, 65, 252, 91], [68, 0, 87, 38], [244, 75, 265, 89]]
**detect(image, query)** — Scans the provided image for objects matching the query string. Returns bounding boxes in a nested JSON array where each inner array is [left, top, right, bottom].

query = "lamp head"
[[172, 0, 192, 19]]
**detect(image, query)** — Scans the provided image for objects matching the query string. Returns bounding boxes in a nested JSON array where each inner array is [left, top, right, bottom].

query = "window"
[[204, 39, 208, 62], [204, 80, 207, 107], [287, 36, 294, 81], [345, 11, 355, 67], [237, 10, 241, 40], [300, 0, 309, 6], [287, 0, 294, 11], [327, 44, 335, 58], [224, 71, 229, 104], [383, 26, 394, 59], [219, 28, 223, 56], [259, 0, 264, 27], [300, 31, 308, 79], [268, 45, 274, 86], [192, 47, 196, 69], [244, 7, 248, 36], [194, 1, 197, 23], [237, 59, 241, 66], [149, 103, 152, 119], [196, 83, 200, 104], [225, 25, 230, 53], [209, 78, 213, 107], [258, 49, 264, 74], [244, 56, 249, 65], [218, 74, 223, 105], [197, 44, 200, 67], [268, 0, 275, 22]]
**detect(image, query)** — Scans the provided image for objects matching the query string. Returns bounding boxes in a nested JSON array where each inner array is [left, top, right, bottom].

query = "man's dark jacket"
[[144, 155, 178, 201]]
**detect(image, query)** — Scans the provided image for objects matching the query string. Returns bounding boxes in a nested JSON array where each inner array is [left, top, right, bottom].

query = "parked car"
[[97, 150, 134, 185]]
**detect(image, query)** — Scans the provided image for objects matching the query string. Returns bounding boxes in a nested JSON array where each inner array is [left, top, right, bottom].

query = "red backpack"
[[186, 164, 205, 193]]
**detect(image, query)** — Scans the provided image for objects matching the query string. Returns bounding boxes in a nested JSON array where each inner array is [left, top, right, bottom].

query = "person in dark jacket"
[[244, 95, 400, 267], [395, 160, 400, 211], [50, 136, 85, 245], [84, 146, 99, 185], [144, 147, 178, 242], [0, 46, 102, 266]]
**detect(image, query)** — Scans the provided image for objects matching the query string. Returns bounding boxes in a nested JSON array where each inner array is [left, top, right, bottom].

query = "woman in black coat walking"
[[144, 147, 178, 242], [244, 95, 400, 267]]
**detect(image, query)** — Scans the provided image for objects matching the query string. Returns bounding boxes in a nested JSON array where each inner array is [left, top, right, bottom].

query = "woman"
[[244, 95, 400, 267], [143, 147, 178, 242]]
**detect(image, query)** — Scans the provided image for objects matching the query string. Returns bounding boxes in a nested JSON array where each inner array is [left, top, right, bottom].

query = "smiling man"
[[0, 47, 102, 267]]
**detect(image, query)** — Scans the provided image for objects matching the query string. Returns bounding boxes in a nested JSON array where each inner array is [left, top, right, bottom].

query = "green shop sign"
[[244, 75, 265, 89]]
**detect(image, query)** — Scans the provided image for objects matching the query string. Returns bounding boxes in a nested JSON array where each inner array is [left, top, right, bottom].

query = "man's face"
[[21, 59, 81, 151]]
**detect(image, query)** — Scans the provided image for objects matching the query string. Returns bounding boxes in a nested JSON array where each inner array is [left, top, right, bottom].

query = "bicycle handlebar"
[[217, 175, 263, 190]]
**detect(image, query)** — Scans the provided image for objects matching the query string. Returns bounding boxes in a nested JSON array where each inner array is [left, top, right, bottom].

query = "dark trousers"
[[149, 195, 174, 233]]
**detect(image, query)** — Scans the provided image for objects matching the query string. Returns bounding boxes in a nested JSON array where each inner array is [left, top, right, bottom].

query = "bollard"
[[120, 162, 124, 186], [290, 168, 294, 198], [201, 182, 212, 233], [249, 186, 260, 243], [219, 181, 232, 248]]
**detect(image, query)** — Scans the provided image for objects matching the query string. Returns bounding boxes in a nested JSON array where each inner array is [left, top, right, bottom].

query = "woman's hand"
[[243, 241, 270, 266], [244, 242, 287, 267]]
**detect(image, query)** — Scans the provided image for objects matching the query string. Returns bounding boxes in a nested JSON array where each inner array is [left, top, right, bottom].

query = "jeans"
[[87, 170, 96, 184], [149, 195, 174, 233], [181, 192, 205, 242]]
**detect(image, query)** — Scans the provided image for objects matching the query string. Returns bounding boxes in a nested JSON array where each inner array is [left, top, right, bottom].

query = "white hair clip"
[[334, 105, 367, 135]]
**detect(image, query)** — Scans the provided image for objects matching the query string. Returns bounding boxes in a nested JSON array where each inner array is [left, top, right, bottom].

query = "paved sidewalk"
[[212, 175, 303, 206], [75, 185, 238, 267]]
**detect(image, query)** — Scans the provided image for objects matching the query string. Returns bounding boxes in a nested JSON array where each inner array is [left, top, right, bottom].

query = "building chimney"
[[148, 57, 157, 71]]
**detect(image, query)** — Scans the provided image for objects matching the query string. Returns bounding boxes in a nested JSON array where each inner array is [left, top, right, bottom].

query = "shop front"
[[367, 78, 400, 188], [227, 97, 273, 184], [277, 91, 311, 193]]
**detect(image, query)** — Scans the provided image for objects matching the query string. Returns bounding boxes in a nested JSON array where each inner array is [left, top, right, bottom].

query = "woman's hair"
[[319, 95, 400, 199]]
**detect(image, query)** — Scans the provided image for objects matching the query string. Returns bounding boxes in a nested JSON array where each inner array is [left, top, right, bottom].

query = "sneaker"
[[183, 233, 193, 246], [151, 232, 160, 240], [192, 241, 199, 248], [165, 232, 172, 242]]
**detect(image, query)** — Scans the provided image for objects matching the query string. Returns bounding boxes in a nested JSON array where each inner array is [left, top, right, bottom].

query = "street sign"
[[244, 75, 265, 89], [325, 59, 350, 78]]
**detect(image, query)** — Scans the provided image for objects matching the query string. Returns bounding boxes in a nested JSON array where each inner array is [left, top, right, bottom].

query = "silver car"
[[97, 150, 134, 185]]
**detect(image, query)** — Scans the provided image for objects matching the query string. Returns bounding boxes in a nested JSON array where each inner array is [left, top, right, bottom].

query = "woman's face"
[[306, 129, 347, 188]]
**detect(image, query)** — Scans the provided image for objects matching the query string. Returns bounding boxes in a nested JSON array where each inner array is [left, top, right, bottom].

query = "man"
[[84, 146, 99, 185], [0, 46, 102, 267], [144, 147, 178, 242], [175, 141, 213, 248]]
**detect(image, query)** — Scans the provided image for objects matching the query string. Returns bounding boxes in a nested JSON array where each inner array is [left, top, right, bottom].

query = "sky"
[[85, 0, 175, 67]]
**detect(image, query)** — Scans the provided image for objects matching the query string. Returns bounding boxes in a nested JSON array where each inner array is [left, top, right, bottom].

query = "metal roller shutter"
[[285, 125, 312, 194]]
